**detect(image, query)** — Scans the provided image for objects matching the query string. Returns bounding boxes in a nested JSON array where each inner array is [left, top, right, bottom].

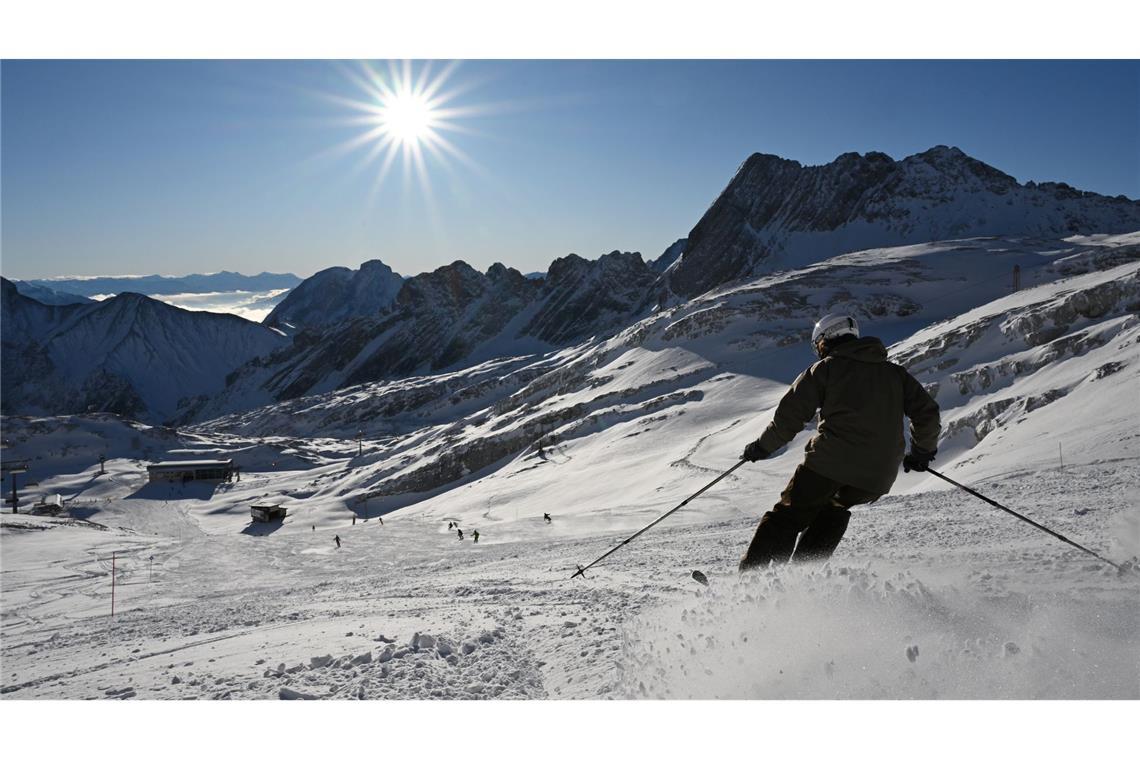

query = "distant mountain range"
[[193, 251, 660, 419], [3, 145, 1138, 426], [16, 270, 302, 299], [8, 281, 94, 306]]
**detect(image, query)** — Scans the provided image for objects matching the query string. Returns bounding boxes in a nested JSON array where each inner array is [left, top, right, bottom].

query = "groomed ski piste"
[[2, 234, 1138, 700]]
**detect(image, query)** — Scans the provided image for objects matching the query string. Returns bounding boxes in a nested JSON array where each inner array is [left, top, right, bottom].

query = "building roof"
[[147, 459, 233, 471]]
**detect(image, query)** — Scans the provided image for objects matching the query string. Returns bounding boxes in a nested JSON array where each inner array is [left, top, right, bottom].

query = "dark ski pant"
[[739, 465, 881, 571]]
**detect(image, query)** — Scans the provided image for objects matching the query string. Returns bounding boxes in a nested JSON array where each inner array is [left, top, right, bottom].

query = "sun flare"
[[321, 60, 484, 201]]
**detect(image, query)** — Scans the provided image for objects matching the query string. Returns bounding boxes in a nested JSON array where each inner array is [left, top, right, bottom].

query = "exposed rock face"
[[264, 259, 404, 334], [196, 252, 660, 418], [647, 238, 686, 273], [0, 278, 287, 423], [522, 252, 659, 344], [893, 262, 1140, 446], [668, 146, 1140, 298], [343, 260, 541, 383]]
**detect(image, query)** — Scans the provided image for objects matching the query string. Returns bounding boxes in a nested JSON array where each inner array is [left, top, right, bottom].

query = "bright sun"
[[380, 90, 436, 146], [324, 60, 481, 199]]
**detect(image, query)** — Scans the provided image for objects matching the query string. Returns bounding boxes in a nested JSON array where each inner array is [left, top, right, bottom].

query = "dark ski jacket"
[[757, 336, 941, 494]]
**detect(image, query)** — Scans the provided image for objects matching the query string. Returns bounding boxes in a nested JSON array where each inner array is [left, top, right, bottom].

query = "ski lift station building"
[[250, 504, 287, 523], [147, 459, 236, 484]]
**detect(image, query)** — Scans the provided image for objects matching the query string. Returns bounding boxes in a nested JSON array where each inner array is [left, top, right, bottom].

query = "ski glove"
[[742, 440, 769, 463], [903, 446, 936, 473]]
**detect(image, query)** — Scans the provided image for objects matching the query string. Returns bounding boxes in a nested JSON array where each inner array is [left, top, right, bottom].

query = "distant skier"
[[448, 521, 454, 530], [378, 516, 383, 526], [543, 513, 552, 523], [472, 530, 480, 543], [334, 534, 342, 549], [457, 529, 464, 540], [738, 314, 941, 571]]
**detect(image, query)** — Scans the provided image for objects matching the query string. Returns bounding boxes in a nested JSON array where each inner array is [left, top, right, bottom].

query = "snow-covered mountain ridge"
[[8, 281, 93, 306], [667, 146, 1140, 298], [1, 279, 288, 423], [188, 251, 660, 422], [161, 233, 1140, 521], [263, 260, 405, 335], [6, 147, 1137, 430], [190, 146, 1140, 422]]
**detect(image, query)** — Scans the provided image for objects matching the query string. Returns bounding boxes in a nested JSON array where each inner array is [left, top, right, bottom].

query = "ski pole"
[[571, 459, 747, 579], [926, 467, 1125, 572]]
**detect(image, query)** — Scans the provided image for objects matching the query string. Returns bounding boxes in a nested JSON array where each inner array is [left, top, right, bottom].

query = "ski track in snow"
[[2, 462, 1137, 700]]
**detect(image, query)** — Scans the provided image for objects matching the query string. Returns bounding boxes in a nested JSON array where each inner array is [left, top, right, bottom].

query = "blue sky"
[[2, 59, 1137, 280]]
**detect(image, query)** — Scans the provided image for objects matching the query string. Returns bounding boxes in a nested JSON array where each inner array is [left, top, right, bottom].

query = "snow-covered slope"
[[3, 233, 1138, 701], [1, 280, 289, 424], [172, 233, 1139, 522], [667, 146, 1140, 298], [890, 249, 1140, 486]]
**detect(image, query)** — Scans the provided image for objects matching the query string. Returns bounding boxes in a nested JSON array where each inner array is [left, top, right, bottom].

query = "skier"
[[378, 516, 383, 526], [457, 529, 464, 540], [448, 521, 454, 530], [543, 513, 551, 524], [334, 534, 342, 549], [472, 530, 480, 543], [738, 314, 940, 571]]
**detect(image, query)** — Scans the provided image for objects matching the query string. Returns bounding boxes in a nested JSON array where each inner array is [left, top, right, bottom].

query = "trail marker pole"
[[111, 552, 116, 618]]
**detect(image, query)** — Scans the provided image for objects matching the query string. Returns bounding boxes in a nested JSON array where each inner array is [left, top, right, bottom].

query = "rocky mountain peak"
[[264, 259, 404, 334], [358, 259, 393, 274], [899, 145, 1019, 192], [667, 146, 1140, 298]]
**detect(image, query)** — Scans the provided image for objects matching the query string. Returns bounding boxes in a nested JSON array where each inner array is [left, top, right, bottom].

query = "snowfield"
[[3, 235, 1138, 701], [1, 462, 1136, 700]]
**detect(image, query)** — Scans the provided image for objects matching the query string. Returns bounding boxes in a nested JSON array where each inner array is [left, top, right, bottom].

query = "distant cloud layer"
[[128, 289, 291, 322]]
